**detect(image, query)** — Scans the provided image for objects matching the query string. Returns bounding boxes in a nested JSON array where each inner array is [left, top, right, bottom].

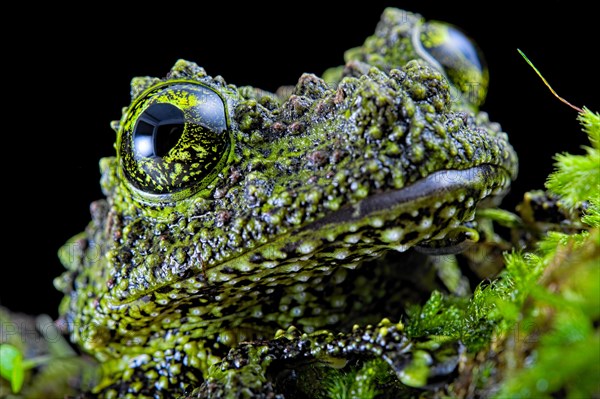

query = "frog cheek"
[[118, 82, 231, 201], [415, 20, 489, 107]]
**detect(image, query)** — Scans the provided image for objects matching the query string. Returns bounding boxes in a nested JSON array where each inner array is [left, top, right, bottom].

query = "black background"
[[3, 2, 597, 318]]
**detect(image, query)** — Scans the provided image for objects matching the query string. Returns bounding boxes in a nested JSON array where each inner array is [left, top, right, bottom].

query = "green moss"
[[323, 359, 382, 399], [492, 108, 600, 398], [546, 110, 600, 210]]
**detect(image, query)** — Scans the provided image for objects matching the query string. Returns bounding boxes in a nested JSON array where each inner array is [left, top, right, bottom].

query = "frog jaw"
[[86, 163, 507, 348], [70, 162, 507, 360], [90, 162, 509, 308], [203, 163, 510, 283]]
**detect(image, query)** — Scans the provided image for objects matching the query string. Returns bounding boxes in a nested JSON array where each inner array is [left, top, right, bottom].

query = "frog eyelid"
[[411, 18, 448, 80], [129, 79, 232, 129], [411, 19, 488, 107]]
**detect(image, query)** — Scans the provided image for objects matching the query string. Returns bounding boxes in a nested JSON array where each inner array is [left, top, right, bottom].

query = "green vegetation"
[[0, 344, 27, 393], [0, 311, 98, 398], [494, 108, 599, 398]]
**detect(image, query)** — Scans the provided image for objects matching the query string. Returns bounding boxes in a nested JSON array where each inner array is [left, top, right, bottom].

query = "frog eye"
[[416, 21, 489, 106], [119, 82, 230, 198]]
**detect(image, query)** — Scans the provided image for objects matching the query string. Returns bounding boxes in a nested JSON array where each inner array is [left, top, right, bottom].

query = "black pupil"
[[133, 103, 185, 158]]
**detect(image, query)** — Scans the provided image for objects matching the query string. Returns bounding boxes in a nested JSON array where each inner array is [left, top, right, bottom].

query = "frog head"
[[54, 9, 517, 387]]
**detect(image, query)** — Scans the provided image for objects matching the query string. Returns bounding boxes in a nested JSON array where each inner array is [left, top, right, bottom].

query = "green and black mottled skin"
[[323, 8, 489, 108], [54, 9, 517, 398]]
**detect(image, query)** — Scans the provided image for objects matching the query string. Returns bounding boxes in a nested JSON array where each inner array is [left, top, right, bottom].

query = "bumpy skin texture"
[[324, 8, 489, 108], [55, 8, 517, 398]]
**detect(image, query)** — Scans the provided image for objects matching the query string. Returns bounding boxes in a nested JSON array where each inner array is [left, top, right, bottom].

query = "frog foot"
[[193, 320, 463, 398]]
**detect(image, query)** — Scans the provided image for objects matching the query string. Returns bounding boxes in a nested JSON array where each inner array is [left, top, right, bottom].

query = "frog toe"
[[198, 320, 463, 397]]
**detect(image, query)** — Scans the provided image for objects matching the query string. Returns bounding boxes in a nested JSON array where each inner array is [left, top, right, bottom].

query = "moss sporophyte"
[[1, 7, 597, 399]]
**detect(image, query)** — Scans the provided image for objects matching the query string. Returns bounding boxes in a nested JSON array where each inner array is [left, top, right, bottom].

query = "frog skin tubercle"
[[54, 8, 518, 398]]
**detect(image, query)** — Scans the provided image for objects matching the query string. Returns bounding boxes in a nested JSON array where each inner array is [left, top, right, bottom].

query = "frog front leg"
[[194, 320, 463, 398]]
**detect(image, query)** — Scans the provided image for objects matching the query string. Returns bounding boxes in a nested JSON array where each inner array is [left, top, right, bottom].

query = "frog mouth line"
[[302, 164, 510, 231], [198, 163, 511, 288], [113, 164, 510, 303]]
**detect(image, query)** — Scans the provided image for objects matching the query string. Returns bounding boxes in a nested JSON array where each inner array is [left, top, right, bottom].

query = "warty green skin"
[[54, 9, 518, 398], [323, 8, 489, 108]]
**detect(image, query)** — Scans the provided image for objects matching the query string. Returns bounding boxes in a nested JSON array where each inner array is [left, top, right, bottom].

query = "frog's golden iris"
[[118, 82, 231, 198]]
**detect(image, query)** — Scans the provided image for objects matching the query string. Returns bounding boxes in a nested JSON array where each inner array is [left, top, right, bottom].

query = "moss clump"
[[491, 108, 599, 398]]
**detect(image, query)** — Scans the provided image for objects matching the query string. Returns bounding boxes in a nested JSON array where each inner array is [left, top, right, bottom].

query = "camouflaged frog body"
[[55, 8, 517, 398]]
